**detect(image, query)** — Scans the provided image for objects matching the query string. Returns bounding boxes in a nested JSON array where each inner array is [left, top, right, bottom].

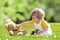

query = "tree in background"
[[0, 0, 60, 26]]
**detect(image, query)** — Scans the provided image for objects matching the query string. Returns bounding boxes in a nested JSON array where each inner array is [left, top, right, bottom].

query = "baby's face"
[[32, 15, 39, 23]]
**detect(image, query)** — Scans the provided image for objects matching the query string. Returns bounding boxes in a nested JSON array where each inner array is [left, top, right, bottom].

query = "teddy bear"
[[5, 18, 28, 36]]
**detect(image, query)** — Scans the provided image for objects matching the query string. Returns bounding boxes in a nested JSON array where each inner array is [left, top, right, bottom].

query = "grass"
[[0, 23, 60, 40]]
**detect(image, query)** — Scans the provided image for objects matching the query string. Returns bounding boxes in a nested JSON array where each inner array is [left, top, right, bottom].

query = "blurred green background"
[[0, 0, 60, 26]]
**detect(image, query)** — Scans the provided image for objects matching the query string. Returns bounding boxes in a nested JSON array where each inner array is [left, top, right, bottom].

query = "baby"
[[17, 8, 52, 36]]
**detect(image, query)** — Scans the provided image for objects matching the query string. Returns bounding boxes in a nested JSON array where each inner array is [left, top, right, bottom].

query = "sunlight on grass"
[[0, 23, 60, 40]]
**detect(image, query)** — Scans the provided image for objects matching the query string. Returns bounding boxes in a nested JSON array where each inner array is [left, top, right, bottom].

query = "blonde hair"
[[31, 8, 45, 20]]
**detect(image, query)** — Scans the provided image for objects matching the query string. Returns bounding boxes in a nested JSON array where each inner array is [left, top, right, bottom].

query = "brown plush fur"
[[5, 23, 28, 36]]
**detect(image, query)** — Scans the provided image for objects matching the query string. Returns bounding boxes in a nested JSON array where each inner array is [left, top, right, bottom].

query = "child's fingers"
[[36, 32, 41, 35], [16, 24, 21, 27]]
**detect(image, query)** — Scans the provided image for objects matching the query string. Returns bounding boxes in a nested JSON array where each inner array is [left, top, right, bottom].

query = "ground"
[[0, 23, 60, 40]]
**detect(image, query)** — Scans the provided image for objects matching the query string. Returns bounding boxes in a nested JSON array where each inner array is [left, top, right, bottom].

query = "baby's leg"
[[37, 24, 52, 36]]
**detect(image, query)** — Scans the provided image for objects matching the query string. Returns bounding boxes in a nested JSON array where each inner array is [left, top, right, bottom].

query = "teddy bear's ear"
[[5, 24, 8, 28]]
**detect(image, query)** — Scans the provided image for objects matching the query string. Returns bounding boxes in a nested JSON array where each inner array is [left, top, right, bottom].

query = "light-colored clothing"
[[30, 20, 52, 36]]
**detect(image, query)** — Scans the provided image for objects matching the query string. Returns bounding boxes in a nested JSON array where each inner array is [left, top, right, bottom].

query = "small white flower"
[[46, 36, 48, 38], [25, 34, 29, 36], [54, 35, 57, 39], [36, 35, 39, 37], [6, 38, 8, 40], [0, 38, 1, 40], [44, 39, 46, 40]]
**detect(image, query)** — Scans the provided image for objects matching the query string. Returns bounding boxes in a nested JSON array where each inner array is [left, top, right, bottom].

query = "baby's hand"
[[16, 24, 21, 27], [16, 24, 22, 29], [36, 32, 40, 35]]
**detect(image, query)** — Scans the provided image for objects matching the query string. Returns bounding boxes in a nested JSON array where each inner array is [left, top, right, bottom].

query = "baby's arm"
[[37, 21, 49, 34], [40, 21, 49, 33], [40, 26, 48, 33], [16, 21, 30, 27]]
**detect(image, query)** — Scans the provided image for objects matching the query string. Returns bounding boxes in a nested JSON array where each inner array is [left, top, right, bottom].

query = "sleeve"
[[29, 20, 34, 25], [41, 20, 48, 29]]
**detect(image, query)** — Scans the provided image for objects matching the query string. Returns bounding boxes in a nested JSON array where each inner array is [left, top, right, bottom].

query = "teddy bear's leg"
[[17, 30, 28, 35], [9, 30, 14, 36], [17, 31, 23, 36]]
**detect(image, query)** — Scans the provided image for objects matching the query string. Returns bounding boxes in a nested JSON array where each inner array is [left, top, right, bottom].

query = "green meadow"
[[0, 23, 60, 40], [0, 0, 60, 40]]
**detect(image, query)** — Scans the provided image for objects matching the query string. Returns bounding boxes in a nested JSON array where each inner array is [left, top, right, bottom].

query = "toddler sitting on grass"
[[17, 8, 52, 36]]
